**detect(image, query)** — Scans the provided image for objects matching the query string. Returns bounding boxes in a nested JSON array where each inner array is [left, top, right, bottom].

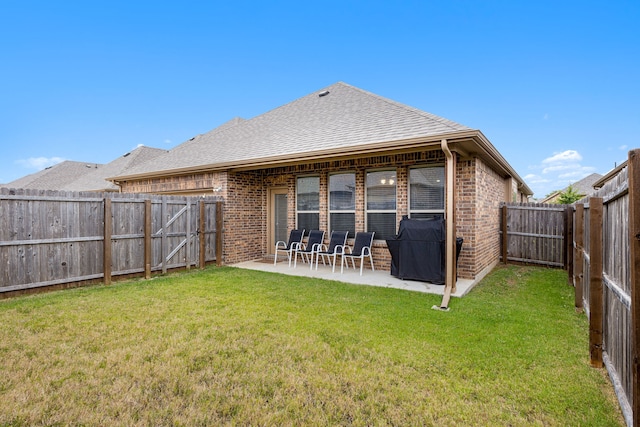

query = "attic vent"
[[318, 90, 330, 97], [123, 152, 131, 157], [189, 136, 196, 141]]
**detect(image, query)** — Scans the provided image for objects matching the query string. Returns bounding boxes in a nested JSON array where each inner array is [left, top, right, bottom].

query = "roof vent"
[[318, 90, 330, 97], [123, 152, 131, 157]]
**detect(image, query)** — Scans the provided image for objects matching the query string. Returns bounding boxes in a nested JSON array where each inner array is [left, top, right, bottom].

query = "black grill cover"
[[386, 217, 452, 284]]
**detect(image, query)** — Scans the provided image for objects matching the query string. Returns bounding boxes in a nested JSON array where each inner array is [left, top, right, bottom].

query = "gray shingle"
[[6, 161, 101, 190], [117, 82, 471, 178], [60, 146, 167, 191], [6, 146, 167, 192], [570, 173, 603, 196]]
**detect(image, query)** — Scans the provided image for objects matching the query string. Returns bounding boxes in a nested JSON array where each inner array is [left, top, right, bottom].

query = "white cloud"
[[558, 168, 596, 180], [164, 139, 172, 144], [523, 173, 551, 184], [525, 149, 598, 199], [619, 145, 628, 151], [542, 164, 575, 174], [15, 156, 65, 171], [543, 113, 549, 120], [542, 150, 582, 164]]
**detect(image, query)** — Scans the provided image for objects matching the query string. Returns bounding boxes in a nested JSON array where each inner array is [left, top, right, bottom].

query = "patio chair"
[[314, 230, 349, 272], [274, 229, 305, 267], [339, 231, 375, 275], [293, 230, 325, 268]]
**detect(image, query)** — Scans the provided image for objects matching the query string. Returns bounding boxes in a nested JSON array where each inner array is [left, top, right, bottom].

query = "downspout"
[[437, 139, 456, 310]]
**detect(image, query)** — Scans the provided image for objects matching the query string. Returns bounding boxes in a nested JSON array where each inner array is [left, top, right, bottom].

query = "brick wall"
[[223, 171, 263, 264], [250, 151, 445, 272], [118, 149, 513, 281], [453, 156, 512, 279], [455, 157, 476, 279], [470, 158, 507, 276]]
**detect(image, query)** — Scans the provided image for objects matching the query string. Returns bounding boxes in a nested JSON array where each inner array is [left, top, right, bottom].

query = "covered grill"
[[386, 217, 462, 284]]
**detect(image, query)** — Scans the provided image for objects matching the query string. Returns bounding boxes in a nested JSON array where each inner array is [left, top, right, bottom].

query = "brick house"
[[111, 82, 532, 291]]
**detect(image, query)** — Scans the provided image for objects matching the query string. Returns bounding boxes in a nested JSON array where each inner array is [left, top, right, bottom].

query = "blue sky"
[[1, 0, 638, 198]]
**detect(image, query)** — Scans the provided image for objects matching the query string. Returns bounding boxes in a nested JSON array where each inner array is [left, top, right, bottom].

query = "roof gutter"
[[109, 132, 464, 182], [459, 131, 533, 196], [109, 130, 533, 197]]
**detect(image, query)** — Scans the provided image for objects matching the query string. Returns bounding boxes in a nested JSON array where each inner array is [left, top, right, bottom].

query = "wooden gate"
[[500, 202, 569, 268], [1, 189, 222, 295]]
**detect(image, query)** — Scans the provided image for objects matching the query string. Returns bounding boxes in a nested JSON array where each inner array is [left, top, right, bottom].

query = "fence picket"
[[500, 202, 567, 267], [0, 189, 222, 296]]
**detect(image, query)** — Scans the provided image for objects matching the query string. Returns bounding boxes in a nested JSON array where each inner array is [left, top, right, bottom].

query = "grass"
[[0, 264, 625, 426]]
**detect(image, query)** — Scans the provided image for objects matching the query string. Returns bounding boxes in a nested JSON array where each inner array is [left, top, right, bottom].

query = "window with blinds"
[[296, 176, 319, 234], [409, 166, 445, 219], [329, 173, 355, 237], [366, 170, 396, 240]]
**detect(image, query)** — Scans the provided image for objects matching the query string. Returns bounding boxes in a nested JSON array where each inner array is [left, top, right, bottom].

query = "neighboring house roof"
[[6, 161, 101, 190], [540, 173, 603, 203], [110, 82, 533, 195], [593, 161, 627, 189], [60, 146, 167, 192], [570, 173, 603, 196], [5, 146, 166, 192]]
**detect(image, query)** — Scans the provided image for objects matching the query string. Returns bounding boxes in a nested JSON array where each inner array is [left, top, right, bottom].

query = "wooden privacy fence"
[[0, 188, 223, 296], [572, 149, 640, 427], [500, 202, 570, 268]]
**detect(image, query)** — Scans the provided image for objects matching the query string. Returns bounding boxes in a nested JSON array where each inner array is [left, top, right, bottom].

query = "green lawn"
[[0, 265, 624, 426]]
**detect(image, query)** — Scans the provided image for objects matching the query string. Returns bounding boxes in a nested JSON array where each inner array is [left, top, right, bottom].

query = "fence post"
[[185, 199, 191, 270], [103, 198, 112, 285], [501, 204, 508, 264], [574, 204, 584, 312], [161, 197, 167, 274], [216, 201, 224, 266], [565, 205, 574, 282], [198, 201, 205, 268], [589, 197, 603, 368], [144, 199, 152, 279], [628, 149, 640, 426]]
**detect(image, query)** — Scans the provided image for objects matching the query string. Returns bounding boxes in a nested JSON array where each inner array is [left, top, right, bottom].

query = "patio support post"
[[439, 139, 456, 310]]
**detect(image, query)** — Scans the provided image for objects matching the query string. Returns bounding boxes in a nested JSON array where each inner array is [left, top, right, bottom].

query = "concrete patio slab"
[[231, 258, 479, 298]]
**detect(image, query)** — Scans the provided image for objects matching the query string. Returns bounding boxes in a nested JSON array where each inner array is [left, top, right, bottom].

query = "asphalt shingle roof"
[[6, 161, 101, 190], [60, 146, 167, 191], [117, 82, 472, 178], [5, 146, 166, 192], [570, 173, 603, 196]]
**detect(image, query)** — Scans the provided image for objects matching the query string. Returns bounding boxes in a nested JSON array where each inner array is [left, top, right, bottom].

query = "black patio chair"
[[339, 231, 375, 275], [294, 230, 325, 268], [314, 230, 349, 272], [274, 229, 305, 267]]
